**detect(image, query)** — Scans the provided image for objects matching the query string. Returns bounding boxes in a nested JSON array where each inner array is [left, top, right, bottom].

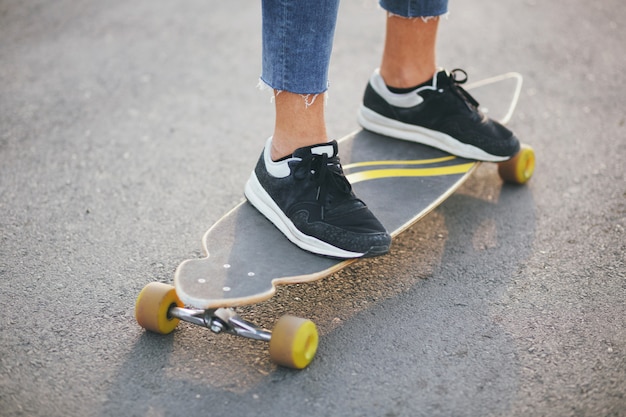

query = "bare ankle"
[[379, 67, 436, 89], [271, 90, 329, 160], [270, 133, 329, 161]]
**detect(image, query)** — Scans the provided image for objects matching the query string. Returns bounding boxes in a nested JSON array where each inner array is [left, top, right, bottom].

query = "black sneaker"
[[358, 68, 520, 162], [244, 138, 391, 258]]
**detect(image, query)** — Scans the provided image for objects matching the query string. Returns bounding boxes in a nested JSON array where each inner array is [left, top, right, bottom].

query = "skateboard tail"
[[465, 71, 523, 125], [175, 254, 356, 309]]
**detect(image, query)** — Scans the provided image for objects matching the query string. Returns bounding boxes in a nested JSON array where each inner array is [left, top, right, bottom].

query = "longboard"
[[174, 72, 528, 309], [135, 73, 535, 369]]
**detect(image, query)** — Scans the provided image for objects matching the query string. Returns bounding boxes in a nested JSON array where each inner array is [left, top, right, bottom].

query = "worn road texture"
[[1, 1, 624, 416]]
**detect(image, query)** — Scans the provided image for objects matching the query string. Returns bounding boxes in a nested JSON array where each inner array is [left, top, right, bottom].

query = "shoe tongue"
[[294, 140, 338, 159], [435, 69, 451, 86]]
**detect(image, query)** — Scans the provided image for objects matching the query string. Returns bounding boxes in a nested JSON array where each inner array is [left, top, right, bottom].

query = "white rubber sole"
[[244, 171, 365, 259], [357, 106, 509, 163]]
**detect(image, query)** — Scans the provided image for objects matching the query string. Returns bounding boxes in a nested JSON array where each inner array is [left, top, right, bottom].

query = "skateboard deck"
[[174, 73, 526, 309]]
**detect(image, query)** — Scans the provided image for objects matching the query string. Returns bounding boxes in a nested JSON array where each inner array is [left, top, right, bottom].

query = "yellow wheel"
[[269, 315, 318, 369], [498, 144, 535, 184], [135, 282, 183, 334]]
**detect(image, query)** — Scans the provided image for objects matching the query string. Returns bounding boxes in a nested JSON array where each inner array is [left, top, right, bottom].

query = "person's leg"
[[260, 0, 338, 160], [244, 0, 391, 259], [378, 0, 448, 88], [357, 0, 520, 162], [379, 15, 439, 89], [271, 92, 327, 161]]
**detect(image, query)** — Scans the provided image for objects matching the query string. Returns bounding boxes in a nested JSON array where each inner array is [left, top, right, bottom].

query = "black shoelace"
[[293, 152, 352, 211], [448, 68, 480, 109]]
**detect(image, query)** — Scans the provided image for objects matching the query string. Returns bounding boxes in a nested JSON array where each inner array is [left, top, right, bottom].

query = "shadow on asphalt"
[[99, 167, 536, 416]]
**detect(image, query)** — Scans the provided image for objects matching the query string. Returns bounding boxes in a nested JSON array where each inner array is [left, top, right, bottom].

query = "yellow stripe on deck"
[[346, 163, 475, 184], [343, 155, 457, 170]]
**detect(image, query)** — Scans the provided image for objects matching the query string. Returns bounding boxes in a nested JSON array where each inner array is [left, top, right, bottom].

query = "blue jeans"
[[261, 0, 449, 94]]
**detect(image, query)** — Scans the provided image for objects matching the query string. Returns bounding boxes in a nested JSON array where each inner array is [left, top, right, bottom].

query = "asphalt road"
[[1, 1, 624, 416]]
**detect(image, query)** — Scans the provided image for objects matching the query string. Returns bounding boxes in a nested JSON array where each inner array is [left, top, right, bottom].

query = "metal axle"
[[169, 306, 272, 342]]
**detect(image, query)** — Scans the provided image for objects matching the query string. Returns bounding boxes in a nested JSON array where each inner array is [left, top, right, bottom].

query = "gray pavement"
[[1, 1, 624, 416]]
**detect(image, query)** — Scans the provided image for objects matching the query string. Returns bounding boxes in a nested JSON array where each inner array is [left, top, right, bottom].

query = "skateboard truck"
[[135, 282, 319, 369], [169, 306, 272, 341]]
